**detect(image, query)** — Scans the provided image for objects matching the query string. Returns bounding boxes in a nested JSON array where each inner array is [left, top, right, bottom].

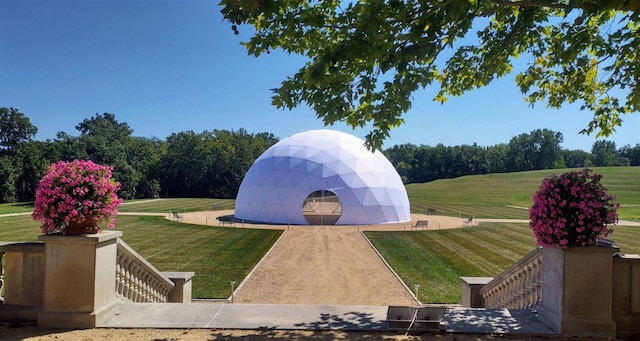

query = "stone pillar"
[[1, 242, 45, 307], [161, 271, 195, 303], [460, 277, 493, 307], [537, 246, 618, 337], [37, 230, 122, 328], [0, 242, 45, 322]]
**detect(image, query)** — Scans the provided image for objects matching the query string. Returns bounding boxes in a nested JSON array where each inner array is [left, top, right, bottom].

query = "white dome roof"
[[234, 129, 410, 225]]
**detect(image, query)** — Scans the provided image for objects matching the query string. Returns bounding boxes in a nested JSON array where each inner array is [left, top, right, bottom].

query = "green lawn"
[[0, 214, 281, 299], [365, 222, 640, 304], [406, 166, 640, 220], [118, 198, 235, 213]]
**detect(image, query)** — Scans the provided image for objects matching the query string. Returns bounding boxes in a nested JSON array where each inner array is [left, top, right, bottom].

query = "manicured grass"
[[365, 223, 537, 303], [0, 214, 282, 299], [0, 202, 34, 215], [0, 198, 235, 215], [365, 222, 640, 304], [118, 198, 235, 213], [406, 166, 640, 221]]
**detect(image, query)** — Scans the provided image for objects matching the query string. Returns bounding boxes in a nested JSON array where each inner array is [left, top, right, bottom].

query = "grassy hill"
[[406, 166, 640, 221]]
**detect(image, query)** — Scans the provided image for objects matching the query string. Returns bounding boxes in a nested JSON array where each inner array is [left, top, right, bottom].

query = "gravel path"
[[233, 226, 417, 305]]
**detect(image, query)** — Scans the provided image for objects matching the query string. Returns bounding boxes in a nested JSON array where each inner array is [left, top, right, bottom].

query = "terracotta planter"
[[65, 217, 101, 235]]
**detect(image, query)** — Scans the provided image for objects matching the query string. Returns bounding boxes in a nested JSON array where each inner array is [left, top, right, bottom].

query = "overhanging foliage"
[[220, 0, 640, 149]]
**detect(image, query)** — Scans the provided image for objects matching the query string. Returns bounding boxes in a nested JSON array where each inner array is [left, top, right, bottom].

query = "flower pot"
[[65, 217, 101, 235]]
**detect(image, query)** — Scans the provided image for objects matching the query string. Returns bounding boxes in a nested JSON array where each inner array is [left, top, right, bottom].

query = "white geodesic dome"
[[234, 129, 410, 225]]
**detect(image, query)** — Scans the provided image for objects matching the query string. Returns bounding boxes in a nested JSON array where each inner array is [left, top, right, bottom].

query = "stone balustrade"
[[611, 252, 640, 334], [0, 232, 194, 328], [479, 247, 542, 309], [115, 239, 175, 302], [461, 248, 542, 309], [0, 249, 4, 304]]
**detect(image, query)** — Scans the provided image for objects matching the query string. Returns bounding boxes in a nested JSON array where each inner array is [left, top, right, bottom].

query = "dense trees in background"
[[0, 109, 279, 202], [0, 107, 638, 202], [384, 128, 639, 184], [161, 129, 277, 198]]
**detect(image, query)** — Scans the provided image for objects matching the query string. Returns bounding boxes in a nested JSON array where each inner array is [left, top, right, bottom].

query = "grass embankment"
[[366, 222, 640, 303], [406, 166, 640, 220]]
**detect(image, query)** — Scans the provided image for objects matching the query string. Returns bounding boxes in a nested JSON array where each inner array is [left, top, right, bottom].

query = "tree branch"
[[490, 0, 570, 10]]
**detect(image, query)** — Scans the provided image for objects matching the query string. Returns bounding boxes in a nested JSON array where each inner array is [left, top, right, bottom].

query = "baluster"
[[484, 287, 496, 307], [496, 281, 506, 307], [115, 254, 125, 299], [506, 273, 516, 308], [143, 273, 152, 302], [149, 274, 157, 302], [124, 259, 134, 301], [519, 267, 530, 308], [131, 263, 141, 302], [0, 251, 5, 303], [518, 270, 527, 308], [524, 263, 536, 308], [534, 256, 543, 303], [513, 271, 523, 308], [136, 266, 146, 302], [149, 277, 158, 302], [507, 275, 517, 308]]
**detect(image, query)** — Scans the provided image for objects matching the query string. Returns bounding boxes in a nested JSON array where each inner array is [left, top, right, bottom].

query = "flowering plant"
[[32, 159, 123, 234], [529, 168, 619, 248]]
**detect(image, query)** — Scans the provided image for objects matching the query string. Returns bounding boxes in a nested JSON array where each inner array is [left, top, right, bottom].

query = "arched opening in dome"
[[302, 190, 342, 225]]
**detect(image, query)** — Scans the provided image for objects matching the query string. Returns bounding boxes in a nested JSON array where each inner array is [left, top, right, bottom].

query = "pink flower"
[[32, 159, 122, 234], [529, 168, 618, 248]]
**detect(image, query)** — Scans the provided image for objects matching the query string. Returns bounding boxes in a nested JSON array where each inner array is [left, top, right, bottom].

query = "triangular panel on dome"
[[265, 189, 282, 205], [322, 161, 340, 178], [368, 208, 387, 223], [306, 175, 323, 190], [258, 171, 277, 186], [288, 156, 306, 170], [276, 172, 295, 189], [273, 157, 292, 171], [291, 172, 310, 188], [287, 146, 308, 159], [290, 159, 309, 175], [375, 188, 395, 206], [306, 162, 324, 177], [362, 190, 381, 205]]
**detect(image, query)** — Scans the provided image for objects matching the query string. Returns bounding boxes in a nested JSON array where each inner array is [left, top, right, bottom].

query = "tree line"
[[1, 107, 638, 203], [0, 109, 278, 202], [385, 129, 639, 184]]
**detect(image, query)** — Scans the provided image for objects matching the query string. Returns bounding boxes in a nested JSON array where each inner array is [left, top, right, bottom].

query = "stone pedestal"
[[460, 277, 493, 308], [161, 271, 195, 303], [37, 230, 122, 328], [1, 242, 45, 307], [538, 246, 618, 337]]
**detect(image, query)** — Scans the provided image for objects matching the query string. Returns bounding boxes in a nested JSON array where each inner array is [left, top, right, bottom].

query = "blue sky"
[[1, 0, 638, 151]]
